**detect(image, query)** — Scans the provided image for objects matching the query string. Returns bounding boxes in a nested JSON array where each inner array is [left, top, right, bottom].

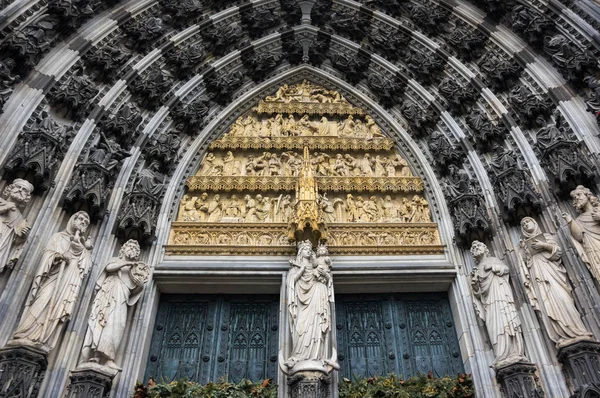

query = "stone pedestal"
[[288, 371, 331, 398], [558, 340, 600, 397], [0, 345, 48, 398], [495, 361, 545, 398], [64, 362, 119, 398]]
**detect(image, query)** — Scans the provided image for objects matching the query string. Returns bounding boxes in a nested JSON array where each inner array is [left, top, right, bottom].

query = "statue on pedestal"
[[519, 217, 592, 348], [0, 179, 34, 273], [470, 240, 528, 368], [281, 241, 338, 375], [562, 185, 600, 282], [80, 239, 150, 370], [11, 211, 93, 353]]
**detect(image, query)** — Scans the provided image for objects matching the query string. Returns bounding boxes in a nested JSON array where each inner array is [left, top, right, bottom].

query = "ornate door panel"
[[336, 294, 463, 379], [145, 295, 279, 384]]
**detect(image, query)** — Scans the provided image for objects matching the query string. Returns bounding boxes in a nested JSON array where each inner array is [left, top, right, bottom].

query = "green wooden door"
[[145, 295, 279, 384], [335, 293, 463, 379]]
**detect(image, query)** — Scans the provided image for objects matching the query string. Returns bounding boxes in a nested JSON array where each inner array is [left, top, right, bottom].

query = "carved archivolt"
[[167, 81, 442, 255]]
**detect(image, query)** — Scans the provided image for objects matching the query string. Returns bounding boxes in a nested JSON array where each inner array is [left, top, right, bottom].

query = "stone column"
[[495, 361, 545, 398], [64, 363, 118, 398], [0, 344, 48, 398], [557, 340, 600, 397]]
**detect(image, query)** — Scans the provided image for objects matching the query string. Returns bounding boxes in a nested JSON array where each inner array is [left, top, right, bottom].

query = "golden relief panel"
[[167, 81, 444, 255]]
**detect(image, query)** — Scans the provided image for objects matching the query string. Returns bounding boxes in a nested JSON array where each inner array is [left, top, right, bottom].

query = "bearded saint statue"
[[11, 211, 93, 352]]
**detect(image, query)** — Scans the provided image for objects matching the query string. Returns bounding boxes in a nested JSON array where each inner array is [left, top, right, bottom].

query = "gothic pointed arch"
[[0, 0, 599, 396]]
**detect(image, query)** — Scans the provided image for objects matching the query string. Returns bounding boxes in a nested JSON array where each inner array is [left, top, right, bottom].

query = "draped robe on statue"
[[84, 260, 145, 361], [520, 221, 591, 345], [568, 211, 600, 281], [287, 250, 332, 366], [0, 198, 24, 272], [471, 256, 525, 367], [13, 213, 92, 351]]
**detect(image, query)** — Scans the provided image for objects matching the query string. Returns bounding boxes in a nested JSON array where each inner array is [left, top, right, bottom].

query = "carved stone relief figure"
[[319, 194, 336, 223], [255, 194, 272, 222], [243, 194, 258, 222], [0, 179, 33, 273], [224, 195, 242, 220], [196, 192, 209, 221], [518, 217, 592, 347], [11, 211, 93, 352], [179, 195, 199, 221], [470, 240, 528, 368], [333, 154, 349, 176], [222, 151, 241, 175], [282, 152, 302, 177], [207, 194, 223, 222], [80, 240, 150, 370], [282, 241, 337, 374], [275, 194, 294, 223], [197, 153, 222, 176], [562, 185, 600, 282]]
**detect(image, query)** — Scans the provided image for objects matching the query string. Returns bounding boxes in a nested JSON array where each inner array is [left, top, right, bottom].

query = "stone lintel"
[[0, 344, 48, 398], [64, 362, 119, 398], [288, 371, 331, 398], [495, 361, 545, 398], [557, 339, 600, 397]]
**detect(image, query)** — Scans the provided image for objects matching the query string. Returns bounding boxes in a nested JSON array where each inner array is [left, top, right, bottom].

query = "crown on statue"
[[297, 240, 313, 251], [317, 242, 328, 254]]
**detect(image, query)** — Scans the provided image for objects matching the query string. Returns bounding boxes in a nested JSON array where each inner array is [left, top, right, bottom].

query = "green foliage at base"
[[339, 373, 474, 398], [134, 379, 277, 398]]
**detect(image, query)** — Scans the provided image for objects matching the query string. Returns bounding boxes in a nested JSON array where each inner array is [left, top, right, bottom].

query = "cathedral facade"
[[0, 0, 600, 397]]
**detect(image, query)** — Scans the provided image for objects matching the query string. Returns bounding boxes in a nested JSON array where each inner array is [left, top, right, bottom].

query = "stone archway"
[[0, 0, 598, 396]]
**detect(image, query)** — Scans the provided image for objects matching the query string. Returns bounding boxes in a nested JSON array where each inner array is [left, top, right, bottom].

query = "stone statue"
[[0, 179, 34, 272], [81, 239, 150, 370], [518, 217, 592, 347], [563, 185, 600, 282], [470, 240, 527, 368], [11, 211, 93, 352], [282, 241, 337, 374]]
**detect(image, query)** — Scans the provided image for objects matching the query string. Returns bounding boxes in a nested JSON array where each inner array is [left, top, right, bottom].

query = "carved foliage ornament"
[[465, 109, 507, 151], [0, 58, 20, 114], [242, 48, 283, 82], [329, 50, 371, 85], [240, 6, 281, 39], [367, 25, 410, 61], [2, 19, 56, 71], [367, 71, 405, 109], [171, 96, 211, 136], [129, 65, 173, 111], [204, 69, 245, 105]]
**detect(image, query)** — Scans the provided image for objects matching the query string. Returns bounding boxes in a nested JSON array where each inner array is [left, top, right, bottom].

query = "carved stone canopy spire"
[[288, 147, 326, 245]]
